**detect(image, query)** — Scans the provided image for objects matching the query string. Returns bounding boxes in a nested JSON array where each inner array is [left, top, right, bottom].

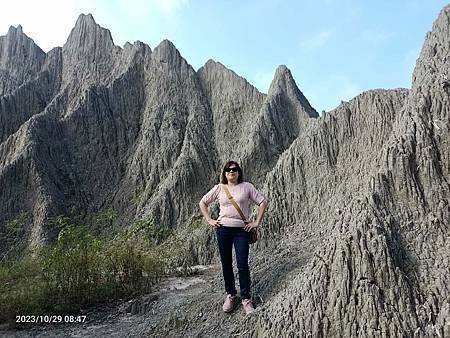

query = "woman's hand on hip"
[[208, 219, 221, 228], [244, 222, 257, 232]]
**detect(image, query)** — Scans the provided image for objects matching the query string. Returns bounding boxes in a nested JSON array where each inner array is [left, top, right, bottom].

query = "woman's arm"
[[199, 201, 221, 228], [255, 200, 268, 226], [244, 200, 268, 231]]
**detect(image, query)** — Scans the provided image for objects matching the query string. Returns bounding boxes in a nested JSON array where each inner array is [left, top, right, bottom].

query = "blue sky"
[[1, 0, 448, 112]]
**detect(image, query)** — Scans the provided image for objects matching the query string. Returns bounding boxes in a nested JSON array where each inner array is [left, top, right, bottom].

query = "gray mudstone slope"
[[243, 6, 449, 338], [0, 5, 448, 338], [0, 14, 315, 250]]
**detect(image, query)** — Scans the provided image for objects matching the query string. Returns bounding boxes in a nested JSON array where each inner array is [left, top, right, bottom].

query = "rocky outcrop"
[[260, 88, 407, 238], [0, 25, 46, 96], [0, 14, 306, 248], [240, 65, 318, 184], [197, 59, 265, 168], [121, 39, 218, 228], [246, 5, 450, 337], [0, 30, 59, 145], [198, 61, 318, 185]]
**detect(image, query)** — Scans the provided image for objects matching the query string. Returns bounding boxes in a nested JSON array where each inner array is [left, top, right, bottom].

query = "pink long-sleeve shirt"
[[200, 182, 267, 227]]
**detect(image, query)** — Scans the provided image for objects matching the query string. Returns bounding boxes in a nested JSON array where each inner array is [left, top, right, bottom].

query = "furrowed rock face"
[[197, 60, 266, 174], [0, 29, 60, 145], [260, 88, 408, 238], [1, 13, 305, 248], [0, 27, 64, 251], [240, 65, 318, 184], [198, 61, 318, 185], [0, 25, 46, 96], [373, 4, 450, 334], [62, 14, 118, 87], [121, 39, 218, 228], [247, 5, 449, 338]]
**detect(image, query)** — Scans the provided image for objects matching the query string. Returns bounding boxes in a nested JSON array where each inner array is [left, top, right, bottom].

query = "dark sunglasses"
[[224, 167, 239, 173]]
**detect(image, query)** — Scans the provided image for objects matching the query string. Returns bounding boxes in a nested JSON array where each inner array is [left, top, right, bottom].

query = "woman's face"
[[225, 165, 239, 183]]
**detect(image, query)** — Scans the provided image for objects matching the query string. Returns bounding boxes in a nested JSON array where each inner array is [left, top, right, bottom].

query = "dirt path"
[[1, 265, 222, 338]]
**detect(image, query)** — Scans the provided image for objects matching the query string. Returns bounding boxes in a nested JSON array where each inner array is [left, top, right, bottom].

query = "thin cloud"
[[156, 0, 190, 15], [300, 30, 334, 51], [116, 0, 189, 18], [359, 29, 394, 45]]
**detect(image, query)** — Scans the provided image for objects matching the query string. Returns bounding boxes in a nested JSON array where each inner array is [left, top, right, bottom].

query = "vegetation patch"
[[0, 211, 193, 325]]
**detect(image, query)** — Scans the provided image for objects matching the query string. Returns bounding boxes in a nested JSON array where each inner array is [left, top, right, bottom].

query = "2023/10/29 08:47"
[[16, 315, 87, 324]]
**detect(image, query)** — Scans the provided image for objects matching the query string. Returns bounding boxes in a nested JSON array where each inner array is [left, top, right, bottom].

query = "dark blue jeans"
[[215, 226, 251, 299]]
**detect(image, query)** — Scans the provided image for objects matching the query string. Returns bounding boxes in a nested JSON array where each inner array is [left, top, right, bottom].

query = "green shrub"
[[0, 212, 30, 262], [0, 258, 50, 321], [0, 214, 177, 324]]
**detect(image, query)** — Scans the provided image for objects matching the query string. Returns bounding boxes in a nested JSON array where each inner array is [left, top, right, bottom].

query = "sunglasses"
[[224, 167, 239, 173]]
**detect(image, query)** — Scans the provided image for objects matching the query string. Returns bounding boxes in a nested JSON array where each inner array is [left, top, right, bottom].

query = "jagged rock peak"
[[198, 59, 262, 95], [203, 59, 227, 70], [74, 13, 98, 31], [268, 64, 318, 118], [430, 4, 450, 36], [133, 40, 150, 49], [201, 59, 246, 80], [64, 13, 115, 53], [0, 23, 46, 87], [1, 24, 44, 56], [7, 24, 23, 35], [152, 39, 184, 64], [268, 65, 297, 95], [412, 4, 450, 87], [123, 40, 151, 54], [78, 13, 94, 22]]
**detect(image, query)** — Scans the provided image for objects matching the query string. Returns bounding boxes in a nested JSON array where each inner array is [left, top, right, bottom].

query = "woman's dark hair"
[[221, 161, 243, 184]]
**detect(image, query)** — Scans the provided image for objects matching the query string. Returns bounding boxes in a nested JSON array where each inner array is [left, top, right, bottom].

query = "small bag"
[[222, 184, 258, 244], [248, 225, 258, 244]]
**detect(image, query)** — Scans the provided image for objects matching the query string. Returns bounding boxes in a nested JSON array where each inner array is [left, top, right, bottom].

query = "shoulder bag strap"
[[221, 184, 248, 224]]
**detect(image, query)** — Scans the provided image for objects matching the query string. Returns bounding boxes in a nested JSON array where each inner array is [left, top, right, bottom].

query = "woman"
[[199, 161, 268, 315]]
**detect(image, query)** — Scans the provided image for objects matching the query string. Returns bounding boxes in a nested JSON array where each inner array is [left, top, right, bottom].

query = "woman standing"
[[199, 161, 268, 314]]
